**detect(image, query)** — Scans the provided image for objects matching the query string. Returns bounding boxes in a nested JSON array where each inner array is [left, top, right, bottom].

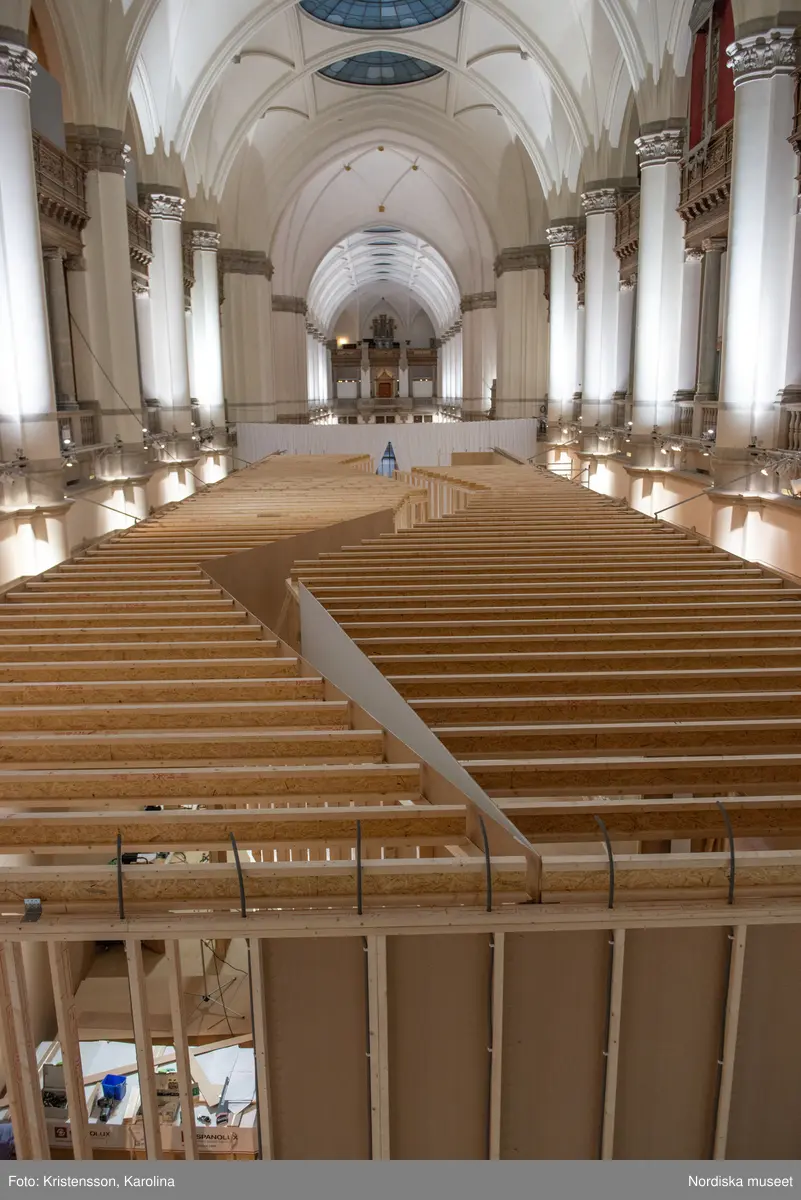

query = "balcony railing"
[[127, 204, 153, 267], [615, 192, 640, 279], [33, 132, 88, 234], [679, 121, 734, 238]]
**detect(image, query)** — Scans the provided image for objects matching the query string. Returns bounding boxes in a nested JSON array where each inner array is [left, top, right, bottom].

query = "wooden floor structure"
[[2, 456, 801, 1162]]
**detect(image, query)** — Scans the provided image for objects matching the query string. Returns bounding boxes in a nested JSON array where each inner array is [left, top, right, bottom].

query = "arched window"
[[300, 0, 459, 31], [377, 442, 398, 478]]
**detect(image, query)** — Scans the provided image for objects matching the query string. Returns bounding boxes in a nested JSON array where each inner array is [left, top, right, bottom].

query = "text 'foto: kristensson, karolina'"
[[689, 1178, 794, 1189], [11, 1178, 176, 1189]]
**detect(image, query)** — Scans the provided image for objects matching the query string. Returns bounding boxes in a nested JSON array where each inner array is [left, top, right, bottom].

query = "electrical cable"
[[716, 800, 736, 906], [594, 815, 615, 910]]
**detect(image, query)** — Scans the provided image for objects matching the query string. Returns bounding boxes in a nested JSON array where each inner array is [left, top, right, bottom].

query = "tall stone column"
[[65, 126, 143, 447], [677, 248, 703, 395], [495, 245, 549, 418], [141, 189, 192, 434], [360, 340, 371, 401], [615, 276, 637, 398], [718, 28, 800, 450], [220, 250, 274, 424], [631, 127, 686, 438], [546, 223, 580, 425], [0, 37, 60, 469], [695, 237, 727, 407], [581, 188, 621, 426], [188, 226, 224, 430], [132, 280, 157, 405], [398, 341, 410, 400], [43, 247, 77, 411], [273, 295, 308, 420], [461, 293, 497, 415]]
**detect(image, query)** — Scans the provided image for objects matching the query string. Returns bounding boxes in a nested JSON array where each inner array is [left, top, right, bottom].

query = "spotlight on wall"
[[761, 467, 770, 476]]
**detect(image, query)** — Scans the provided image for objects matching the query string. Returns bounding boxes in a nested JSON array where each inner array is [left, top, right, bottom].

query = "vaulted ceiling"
[[38, 0, 708, 323]]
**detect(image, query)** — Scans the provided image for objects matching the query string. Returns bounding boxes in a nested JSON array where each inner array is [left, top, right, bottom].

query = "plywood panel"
[[262, 938, 370, 1160], [727, 925, 801, 1159], [614, 927, 727, 1159], [387, 934, 490, 1159], [500, 931, 607, 1159]]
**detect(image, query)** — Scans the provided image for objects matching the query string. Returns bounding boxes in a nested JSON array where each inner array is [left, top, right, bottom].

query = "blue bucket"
[[101, 1074, 127, 1103]]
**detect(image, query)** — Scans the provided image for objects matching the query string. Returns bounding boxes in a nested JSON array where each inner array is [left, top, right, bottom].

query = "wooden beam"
[[600, 929, 626, 1161], [0, 942, 32, 1159], [366, 935, 390, 1160], [125, 939, 163, 1160], [47, 942, 92, 1160], [164, 942, 198, 1160], [489, 931, 505, 1160], [713, 926, 748, 1161], [1, 943, 50, 1159], [248, 938, 274, 1160]]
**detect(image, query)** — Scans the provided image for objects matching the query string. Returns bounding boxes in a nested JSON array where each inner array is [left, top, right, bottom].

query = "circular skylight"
[[319, 51, 443, 86], [300, 0, 459, 30]]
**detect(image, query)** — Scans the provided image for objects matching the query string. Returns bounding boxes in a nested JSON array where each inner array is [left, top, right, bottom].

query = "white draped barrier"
[[236, 417, 537, 472]]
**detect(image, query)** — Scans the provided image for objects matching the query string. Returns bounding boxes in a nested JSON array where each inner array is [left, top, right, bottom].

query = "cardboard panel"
[[727, 925, 801, 1159], [387, 934, 490, 1159], [614, 926, 728, 1159], [500, 931, 608, 1159], [262, 938, 370, 1159]]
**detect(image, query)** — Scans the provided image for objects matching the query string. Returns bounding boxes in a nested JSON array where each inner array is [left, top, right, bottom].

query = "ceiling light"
[[761, 467, 770, 476]]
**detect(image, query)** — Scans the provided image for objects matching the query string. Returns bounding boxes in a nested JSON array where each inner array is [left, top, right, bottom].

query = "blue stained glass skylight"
[[319, 50, 443, 85], [300, 0, 459, 30]]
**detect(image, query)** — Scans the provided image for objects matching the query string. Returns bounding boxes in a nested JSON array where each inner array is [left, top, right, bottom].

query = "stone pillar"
[[220, 250, 274, 424], [272, 295, 308, 420], [141, 189, 192, 433], [546, 224, 580, 424], [0, 37, 60, 468], [132, 280, 157, 404], [43, 247, 77, 411], [360, 340, 371, 400], [398, 341, 410, 400], [187, 226, 224, 430], [695, 237, 727, 404], [581, 187, 621, 425], [718, 28, 800, 449], [461, 293, 497, 415], [495, 245, 549, 417], [631, 127, 686, 438], [615, 276, 637, 397], [65, 125, 143, 447], [678, 248, 703, 394], [453, 323, 463, 402]]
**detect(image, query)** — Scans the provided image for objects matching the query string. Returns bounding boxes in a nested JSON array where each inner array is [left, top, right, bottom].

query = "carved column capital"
[[701, 236, 728, 254], [546, 223, 579, 247], [132, 278, 149, 296], [65, 126, 130, 175], [685, 247, 705, 262], [619, 274, 637, 292], [635, 127, 685, 166], [494, 245, 549, 276], [727, 27, 800, 85], [0, 40, 36, 95], [141, 190, 186, 221], [461, 291, 497, 312], [581, 187, 618, 215], [187, 224, 221, 252]]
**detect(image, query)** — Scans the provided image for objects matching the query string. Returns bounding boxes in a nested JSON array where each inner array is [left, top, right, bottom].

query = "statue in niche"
[[371, 313, 397, 348]]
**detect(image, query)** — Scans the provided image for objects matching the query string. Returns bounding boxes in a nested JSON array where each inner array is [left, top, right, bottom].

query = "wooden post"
[[600, 929, 626, 1160], [1, 943, 50, 1158], [489, 931, 505, 1159], [47, 942, 92, 1160], [713, 926, 748, 1161], [366, 935, 390, 1159], [125, 940, 163, 1159], [249, 938, 274, 1159], [164, 942, 198, 1160], [0, 943, 33, 1159]]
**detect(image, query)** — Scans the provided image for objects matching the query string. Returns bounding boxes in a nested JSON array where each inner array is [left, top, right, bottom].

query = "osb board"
[[727, 925, 801, 1159], [386, 934, 490, 1159], [261, 937, 370, 1160], [500, 931, 607, 1159], [613, 926, 728, 1159]]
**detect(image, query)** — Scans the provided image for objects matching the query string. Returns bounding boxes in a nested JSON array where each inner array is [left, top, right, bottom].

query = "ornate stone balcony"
[[127, 203, 153, 269], [614, 191, 639, 282], [679, 120, 734, 247], [33, 132, 88, 251]]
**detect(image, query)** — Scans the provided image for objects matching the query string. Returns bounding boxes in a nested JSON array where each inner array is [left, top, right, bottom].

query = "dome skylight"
[[319, 51, 443, 86], [300, 0, 459, 31]]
